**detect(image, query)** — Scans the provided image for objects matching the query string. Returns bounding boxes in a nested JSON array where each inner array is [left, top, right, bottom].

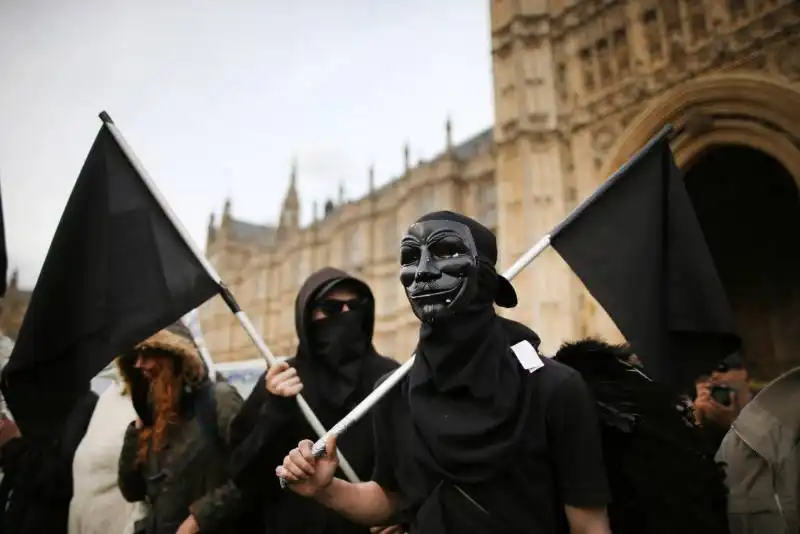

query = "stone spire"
[[338, 182, 345, 204], [445, 115, 453, 150], [368, 165, 375, 192], [404, 142, 411, 172], [278, 159, 300, 234], [207, 212, 216, 245]]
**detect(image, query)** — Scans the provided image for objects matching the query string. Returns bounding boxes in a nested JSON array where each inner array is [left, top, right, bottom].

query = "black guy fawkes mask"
[[399, 220, 479, 323]]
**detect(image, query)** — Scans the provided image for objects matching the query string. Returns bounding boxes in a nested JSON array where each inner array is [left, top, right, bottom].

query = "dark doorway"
[[684, 145, 800, 380]]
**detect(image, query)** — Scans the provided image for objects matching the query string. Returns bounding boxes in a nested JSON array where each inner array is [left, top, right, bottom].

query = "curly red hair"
[[135, 355, 182, 466]]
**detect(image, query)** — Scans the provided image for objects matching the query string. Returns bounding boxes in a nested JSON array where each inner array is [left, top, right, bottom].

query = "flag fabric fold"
[[1, 123, 220, 439], [551, 130, 740, 392]]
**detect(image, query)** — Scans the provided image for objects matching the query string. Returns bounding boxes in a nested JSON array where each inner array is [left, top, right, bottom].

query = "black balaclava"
[[296, 277, 374, 410], [403, 211, 532, 484]]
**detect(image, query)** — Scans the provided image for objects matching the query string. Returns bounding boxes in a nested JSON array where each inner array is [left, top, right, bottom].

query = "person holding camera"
[[693, 352, 752, 452]]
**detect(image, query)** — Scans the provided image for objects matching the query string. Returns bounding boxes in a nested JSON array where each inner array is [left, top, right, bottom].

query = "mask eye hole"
[[430, 238, 467, 259], [400, 245, 420, 266]]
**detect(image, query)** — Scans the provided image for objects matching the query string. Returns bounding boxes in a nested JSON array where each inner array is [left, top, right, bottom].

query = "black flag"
[[0, 178, 6, 297], [1, 118, 220, 439], [551, 128, 740, 392]]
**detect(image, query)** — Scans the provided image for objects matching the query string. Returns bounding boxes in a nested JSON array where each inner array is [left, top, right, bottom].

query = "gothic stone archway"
[[598, 73, 800, 380]]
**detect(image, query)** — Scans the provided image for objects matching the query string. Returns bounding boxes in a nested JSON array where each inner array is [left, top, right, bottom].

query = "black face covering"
[[400, 220, 479, 323], [400, 214, 532, 487], [302, 308, 371, 408]]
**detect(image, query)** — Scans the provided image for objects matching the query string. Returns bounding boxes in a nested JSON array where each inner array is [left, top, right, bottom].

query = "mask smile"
[[400, 220, 479, 322]]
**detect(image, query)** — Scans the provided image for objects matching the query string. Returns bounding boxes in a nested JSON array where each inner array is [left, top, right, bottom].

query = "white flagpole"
[[98, 111, 362, 484], [181, 309, 216, 378]]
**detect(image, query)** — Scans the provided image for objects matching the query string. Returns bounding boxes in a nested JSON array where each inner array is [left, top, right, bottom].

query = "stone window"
[[417, 187, 435, 217], [596, 38, 613, 86], [343, 229, 364, 268], [296, 252, 310, 286], [476, 179, 498, 233], [688, 2, 709, 41], [579, 48, 595, 91], [728, 0, 748, 21], [660, 0, 682, 34], [613, 28, 631, 77], [384, 213, 398, 257], [642, 9, 664, 61], [556, 61, 568, 101], [257, 269, 268, 299]]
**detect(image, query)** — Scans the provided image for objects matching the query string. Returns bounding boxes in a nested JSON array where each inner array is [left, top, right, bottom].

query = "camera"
[[710, 385, 734, 406]]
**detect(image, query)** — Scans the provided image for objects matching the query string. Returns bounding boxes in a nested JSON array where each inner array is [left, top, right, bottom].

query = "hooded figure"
[[228, 267, 399, 534], [117, 327, 244, 534], [277, 212, 611, 534]]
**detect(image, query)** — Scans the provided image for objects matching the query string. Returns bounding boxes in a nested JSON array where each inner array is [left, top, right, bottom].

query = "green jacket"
[[118, 382, 243, 534]]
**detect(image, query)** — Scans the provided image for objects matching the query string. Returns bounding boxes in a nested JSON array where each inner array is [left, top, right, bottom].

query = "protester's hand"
[[0, 418, 20, 446], [266, 361, 303, 398], [277, 437, 338, 498], [694, 382, 738, 428], [175, 514, 199, 534], [370, 525, 406, 534]]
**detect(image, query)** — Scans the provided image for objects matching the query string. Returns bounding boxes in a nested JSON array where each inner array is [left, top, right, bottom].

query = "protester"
[[278, 212, 611, 533], [117, 326, 243, 534], [694, 352, 752, 452], [715, 366, 800, 534], [228, 267, 399, 534], [69, 358, 147, 534], [554, 339, 729, 534], [0, 388, 98, 534]]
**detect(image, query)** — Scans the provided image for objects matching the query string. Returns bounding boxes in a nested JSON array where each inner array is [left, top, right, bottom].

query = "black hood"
[[294, 267, 375, 360]]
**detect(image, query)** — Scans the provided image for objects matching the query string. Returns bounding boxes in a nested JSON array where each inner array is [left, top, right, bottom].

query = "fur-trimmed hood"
[[118, 325, 207, 388], [117, 325, 209, 426]]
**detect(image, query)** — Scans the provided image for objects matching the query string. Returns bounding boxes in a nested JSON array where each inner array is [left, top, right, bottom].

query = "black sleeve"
[[545, 372, 610, 508], [1, 436, 74, 501], [228, 393, 297, 501], [370, 391, 400, 493]]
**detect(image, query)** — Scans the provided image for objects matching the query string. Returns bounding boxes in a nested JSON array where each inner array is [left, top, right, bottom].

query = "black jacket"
[[229, 267, 399, 534], [0, 390, 97, 534]]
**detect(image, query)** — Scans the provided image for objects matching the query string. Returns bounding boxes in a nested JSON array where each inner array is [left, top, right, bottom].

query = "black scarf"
[[408, 301, 532, 484], [295, 309, 371, 410]]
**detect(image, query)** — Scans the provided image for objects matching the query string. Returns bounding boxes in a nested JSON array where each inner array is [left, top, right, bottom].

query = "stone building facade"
[[202, 0, 800, 379], [0, 270, 31, 340]]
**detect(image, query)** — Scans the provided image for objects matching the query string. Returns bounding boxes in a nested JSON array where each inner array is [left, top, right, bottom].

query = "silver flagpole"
[[181, 309, 216, 378], [98, 111, 362, 484]]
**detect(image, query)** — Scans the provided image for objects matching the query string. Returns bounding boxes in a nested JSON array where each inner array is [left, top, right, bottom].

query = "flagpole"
[[305, 124, 676, 461], [181, 310, 216, 377], [98, 111, 362, 484]]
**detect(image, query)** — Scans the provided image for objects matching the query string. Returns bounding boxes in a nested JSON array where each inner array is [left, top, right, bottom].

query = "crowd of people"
[[0, 210, 796, 533]]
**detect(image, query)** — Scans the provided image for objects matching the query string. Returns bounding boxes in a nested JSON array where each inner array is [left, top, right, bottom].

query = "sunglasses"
[[313, 297, 368, 317]]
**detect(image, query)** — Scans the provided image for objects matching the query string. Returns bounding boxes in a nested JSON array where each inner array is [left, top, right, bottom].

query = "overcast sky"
[[0, 0, 495, 288]]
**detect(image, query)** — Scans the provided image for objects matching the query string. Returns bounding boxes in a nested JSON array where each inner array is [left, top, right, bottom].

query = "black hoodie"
[[228, 267, 399, 534]]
